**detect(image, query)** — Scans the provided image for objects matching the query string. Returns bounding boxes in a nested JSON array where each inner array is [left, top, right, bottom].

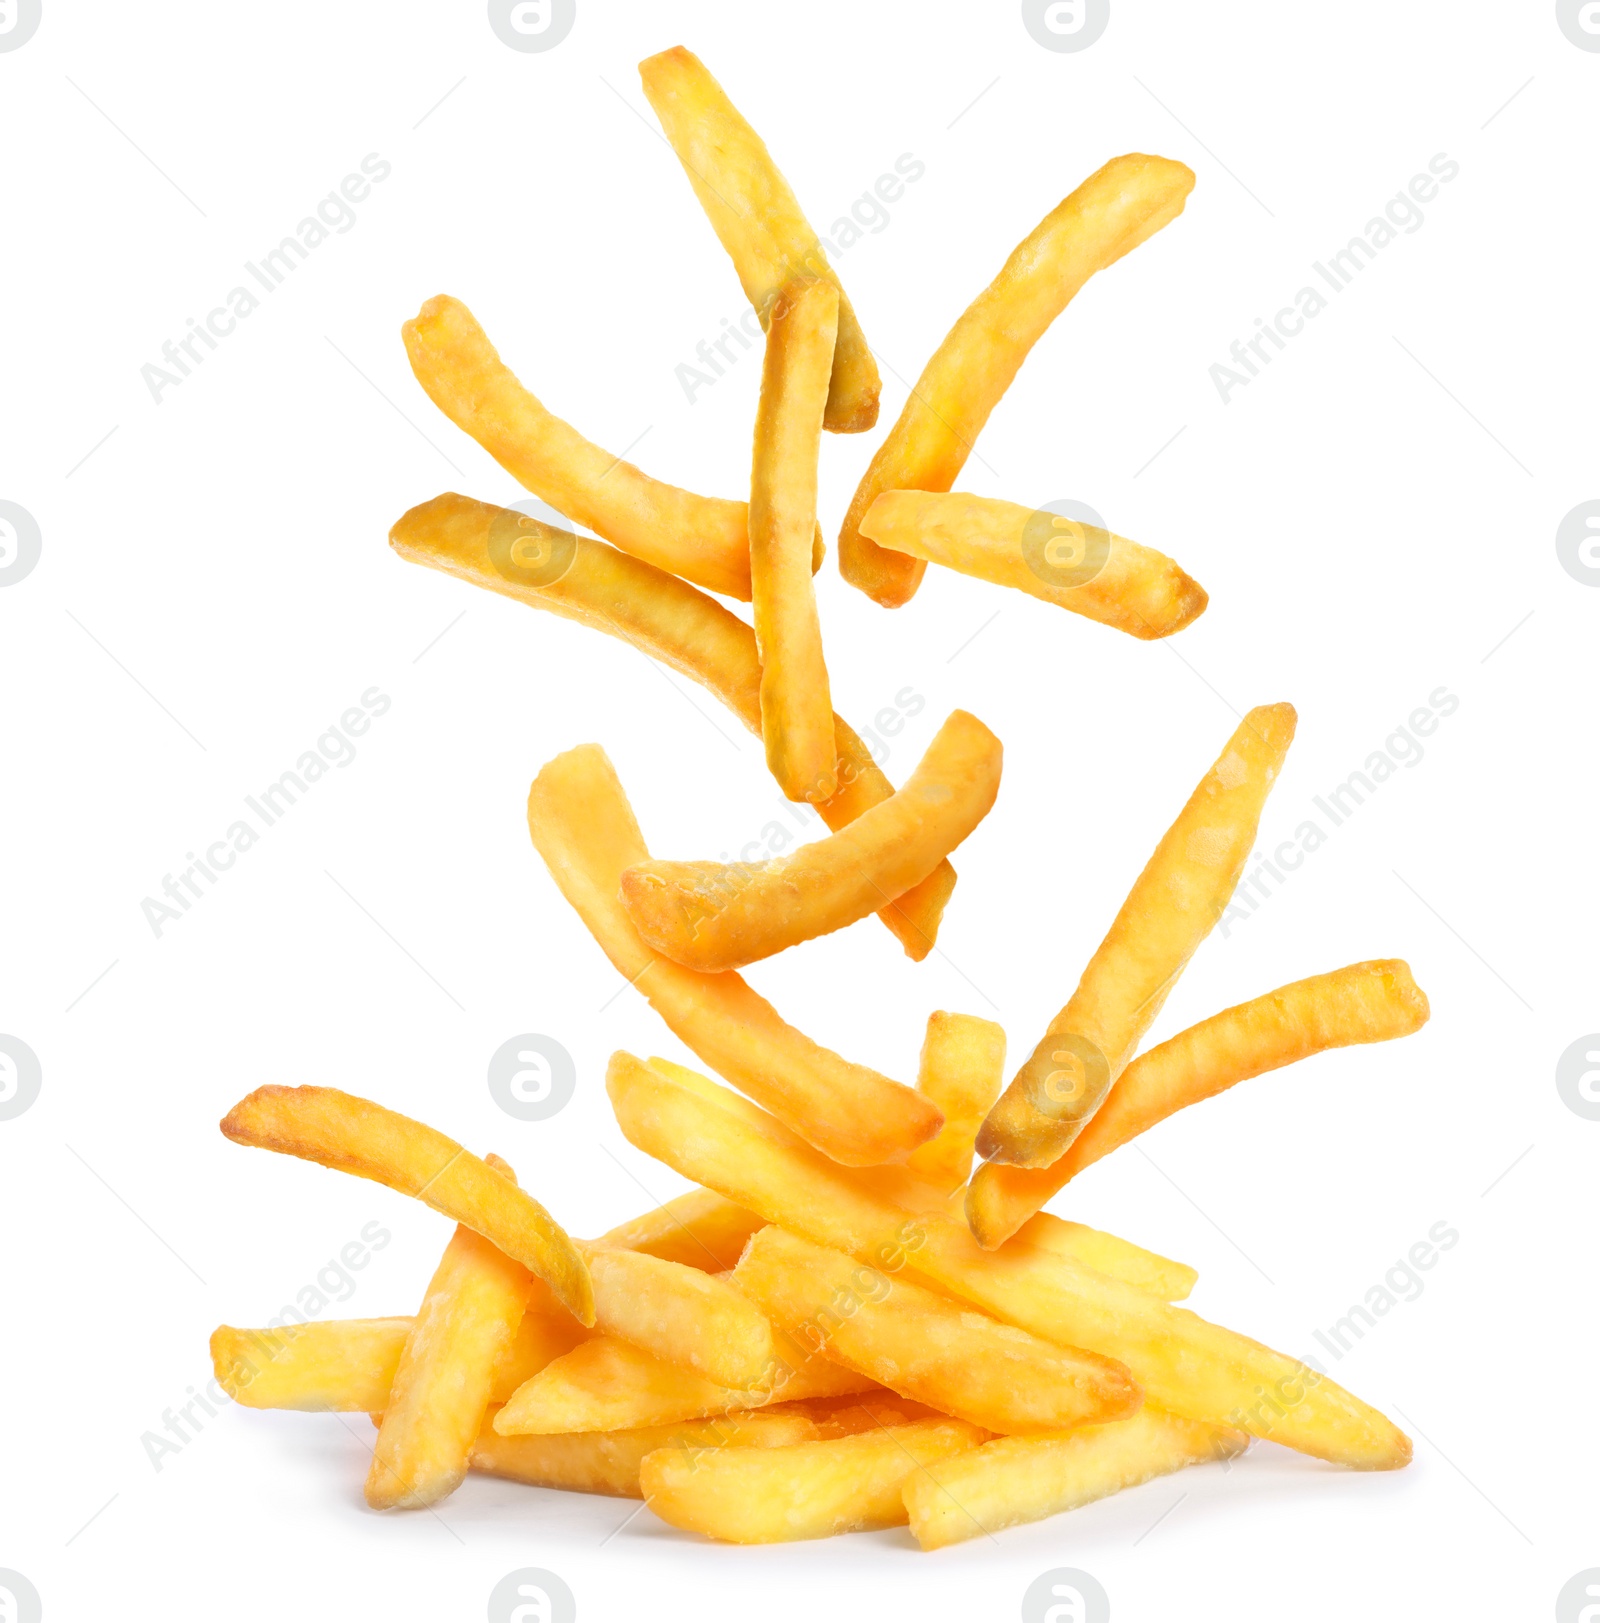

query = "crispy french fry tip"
[[211, 1319, 414, 1413], [598, 1188, 766, 1273], [581, 1243, 776, 1389], [1008, 1214, 1198, 1303]]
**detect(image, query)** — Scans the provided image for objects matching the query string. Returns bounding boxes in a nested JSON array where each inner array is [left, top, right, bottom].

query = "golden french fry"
[[607, 1054, 1411, 1469], [218, 1199, 777, 1423], [640, 1416, 986, 1542], [527, 745, 941, 1165], [402, 295, 821, 600], [582, 1243, 774, 1388], [977, 703, 1297, 1174], [391, 492, 954, 957], [859, 491, 1207, 640], [470, 1404, 818, 1498], [1009, 1215, 1196, 1303], [219, 1086, 594, 1325], [838, 154, 1196, 607], [212, 1319, 414, 1413], [967, 961, 1430, 1246], [620, 711, 1002, 971], [638, 46, 880, 434], [821, 724, 958, 958], [751, 277, 840, 802], [651, 1054, 1194, 1300], [731, 1226, 1140, 1435], [905, 1011, 1006, 1191], [495, 1332, 879, 1436], [211, 1298, 586, 1414], [598, 1188, 765, 1273], [367, 1152, 536, 1508], [903, 1406, 1249, 1550]]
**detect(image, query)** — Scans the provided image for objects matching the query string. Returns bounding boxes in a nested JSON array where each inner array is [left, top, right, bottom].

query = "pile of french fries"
[[211, 47, 1431, 1549]]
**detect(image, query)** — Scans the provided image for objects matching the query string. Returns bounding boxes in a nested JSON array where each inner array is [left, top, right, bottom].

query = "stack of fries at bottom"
[[210, 723, 1428, 1546], [212, 945, 1426, 1549], [210, 46, 1432, 1546]]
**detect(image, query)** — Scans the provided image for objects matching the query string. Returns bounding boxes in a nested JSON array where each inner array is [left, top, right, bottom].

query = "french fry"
[[216, 1214, 786, 1427], [219, 1086, 594, 1325], [495, 1332, 879, 1436], [640, 1416, 987, 1542], [651, 1054, 1195, 1301], [581, 1243, 775, 1388], [731, 1225, 1140, 1435], [402, 295, 822, 601], [859, 491, 1207, 640], [212, 1301, 586, 1414], [837, 154, 1196, 607], [470, 1404, 819, 1498], [527, 745, 942, 1166], [367, 1152, 536, 1508], [619, 710, 1002, 971], [607, 1054, 1411, 1469], [967, 961, 1430, 1246], [212, 1319, 415, 1413], [905, 1011, 1006, 1191], [391, 492, 955, 957], [638, 46, 880, 434], [977, 703, 1298, 1174], [750, 277, 840, 802], [1010, 1214, 1196, 1303], [598, 1187, 765, 1272], [903, 1407, 1249, 1550]]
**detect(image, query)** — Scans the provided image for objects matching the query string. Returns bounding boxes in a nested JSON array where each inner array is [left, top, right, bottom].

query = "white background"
[[1, 2, 1592, 1618]]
